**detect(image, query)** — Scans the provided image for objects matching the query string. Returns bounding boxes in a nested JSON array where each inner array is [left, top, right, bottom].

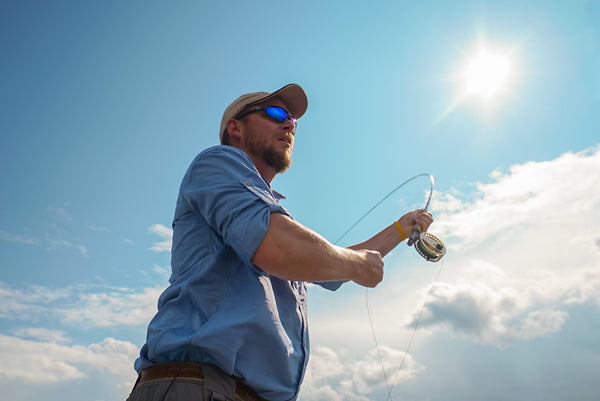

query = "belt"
[[136, 362, 269, 401]]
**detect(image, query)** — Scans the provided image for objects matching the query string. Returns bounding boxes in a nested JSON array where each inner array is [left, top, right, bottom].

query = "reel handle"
[[407, 223, 421, 246]]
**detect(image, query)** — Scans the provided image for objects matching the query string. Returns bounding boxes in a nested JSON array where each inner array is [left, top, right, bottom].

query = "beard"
[[247, 135, 293, 173], [261, 146, 292, 173]]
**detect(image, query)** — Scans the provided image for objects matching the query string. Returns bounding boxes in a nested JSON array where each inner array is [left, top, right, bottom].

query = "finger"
[[415, 214, 432, 224]]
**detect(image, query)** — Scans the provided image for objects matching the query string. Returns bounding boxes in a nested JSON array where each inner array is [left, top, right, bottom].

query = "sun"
[[432, 40, 518, 126], [463, 48, 512, 98]]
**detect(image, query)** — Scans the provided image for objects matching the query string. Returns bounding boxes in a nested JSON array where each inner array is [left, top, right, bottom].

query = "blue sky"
[[1, 1, 599, 400]]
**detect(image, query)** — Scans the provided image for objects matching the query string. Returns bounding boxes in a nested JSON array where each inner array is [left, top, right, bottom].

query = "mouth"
[[277, 135, 293, 146]]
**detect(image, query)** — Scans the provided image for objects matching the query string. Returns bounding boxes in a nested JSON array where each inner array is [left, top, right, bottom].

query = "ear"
[[225, 118, 244, 143]]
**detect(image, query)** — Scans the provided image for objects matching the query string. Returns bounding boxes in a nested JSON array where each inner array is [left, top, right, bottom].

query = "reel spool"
[[413, 232, 446, 262]]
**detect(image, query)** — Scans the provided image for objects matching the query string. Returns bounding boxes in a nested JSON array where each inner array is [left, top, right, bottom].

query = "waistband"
[[136, 362, 269, 401]]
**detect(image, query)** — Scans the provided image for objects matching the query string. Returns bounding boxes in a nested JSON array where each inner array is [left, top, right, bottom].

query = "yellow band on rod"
[[394, 221, 406, 241]]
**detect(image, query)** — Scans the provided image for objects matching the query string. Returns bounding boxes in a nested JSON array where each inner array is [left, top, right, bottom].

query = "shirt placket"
[[292, 281, 309, 393]]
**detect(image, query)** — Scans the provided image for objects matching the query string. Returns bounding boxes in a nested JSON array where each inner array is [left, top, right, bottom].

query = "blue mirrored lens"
[[265, 106, 288, 121]]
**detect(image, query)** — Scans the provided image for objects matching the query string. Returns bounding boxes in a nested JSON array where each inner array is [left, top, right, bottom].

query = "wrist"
[[394, 220, 406, 241]]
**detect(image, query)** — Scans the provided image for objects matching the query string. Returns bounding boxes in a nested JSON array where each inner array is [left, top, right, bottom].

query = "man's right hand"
[[351, 249, 384, 288]]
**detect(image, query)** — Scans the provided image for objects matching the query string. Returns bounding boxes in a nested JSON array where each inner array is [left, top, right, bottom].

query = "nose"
[[281, 117, 297, 135]]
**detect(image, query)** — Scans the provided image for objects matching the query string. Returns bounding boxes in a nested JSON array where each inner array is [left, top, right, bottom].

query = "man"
[[128, 83, 433, 401]]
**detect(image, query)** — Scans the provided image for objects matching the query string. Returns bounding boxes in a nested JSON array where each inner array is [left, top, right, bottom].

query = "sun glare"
[[433, 40, 518, 126], [463, 49, 511, 98]]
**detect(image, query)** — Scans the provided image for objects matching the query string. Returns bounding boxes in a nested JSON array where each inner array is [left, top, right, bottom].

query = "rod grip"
[[407, 224, 421, 246]]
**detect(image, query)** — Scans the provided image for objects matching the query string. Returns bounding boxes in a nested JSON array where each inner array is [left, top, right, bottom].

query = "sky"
[[1, 1, 599, 400]]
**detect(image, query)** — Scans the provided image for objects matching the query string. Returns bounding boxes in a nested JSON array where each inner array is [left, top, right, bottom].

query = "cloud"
[[152, 264, 172, 281], [0, 282, 70, 319], [351, 346, 423, 395], [0, 282, 164, 328], [309, 145, 600, 368], [0, 334, 138, 388], [149, 224, 172, 252], [406, 145, 600, 347], [56, 286, 164, 328], [47, 204, 72, 222], [89, 224, 109, 232], [300, 345, 423, 401], [2, 147, 597, 400], [410, 260, 599, 345], [122, 238, 135, 246], [0, 228, 87, 258], [302, 146, 600, 401], [432, 145, 600, 248], [12, 328, 70, 344], [0, 230, 39, 245], [46, 238, 89, 257]]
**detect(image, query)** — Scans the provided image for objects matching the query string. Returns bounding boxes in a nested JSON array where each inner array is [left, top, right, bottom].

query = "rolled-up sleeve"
[[178, 146, 289, 262]]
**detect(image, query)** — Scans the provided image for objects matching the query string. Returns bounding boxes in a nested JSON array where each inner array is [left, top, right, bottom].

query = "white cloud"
[[351, 346, 423, 395], [47, 204, 72, 222], [0, 230, 39, 245], [2, 148, 598, 401], [46, 238, 89, 257], [0, 334, 138, 388], [408, 260, 600, 347], [0, 282, 70, 319], [149, 224, 172, 252], [0, 282, 164, 328], [404, 145, 600, 346], [305, 146, 600, 400], [122, 238, 135, 246], [432, 145, 600, 248], [152, 264, 172, 281], [12, 328, 70, 344], [300, 345, 423, 401], [0, 228, 87, 258], [56, 286, 163, 328]]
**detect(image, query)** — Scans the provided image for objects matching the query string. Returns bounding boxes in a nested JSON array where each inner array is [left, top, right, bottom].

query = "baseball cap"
[[219, 83, 308, 142]]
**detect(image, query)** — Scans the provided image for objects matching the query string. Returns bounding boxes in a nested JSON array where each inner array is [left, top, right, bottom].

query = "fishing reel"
[[407, 227, 446, 262]]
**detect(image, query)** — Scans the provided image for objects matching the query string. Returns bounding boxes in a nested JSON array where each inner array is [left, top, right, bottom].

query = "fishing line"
[[334, 173, 446, 401], [333, 174, 433, 245], [384, 258, 445, 401]]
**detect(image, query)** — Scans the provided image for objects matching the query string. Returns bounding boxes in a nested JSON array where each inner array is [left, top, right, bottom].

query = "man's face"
[[240, 98, 296, 173]]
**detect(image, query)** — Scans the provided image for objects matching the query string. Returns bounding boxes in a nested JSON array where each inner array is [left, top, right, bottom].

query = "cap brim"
[[248, 83, 308, 119]]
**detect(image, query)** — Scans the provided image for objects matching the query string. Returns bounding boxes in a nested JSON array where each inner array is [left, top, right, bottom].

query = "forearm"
[[350, 209, 433, 256], [348, 223, 404, 257], [252, 213, 380, 285]]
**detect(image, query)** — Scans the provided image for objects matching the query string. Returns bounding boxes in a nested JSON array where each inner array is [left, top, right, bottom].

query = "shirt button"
[[244, 180, 251, 186]]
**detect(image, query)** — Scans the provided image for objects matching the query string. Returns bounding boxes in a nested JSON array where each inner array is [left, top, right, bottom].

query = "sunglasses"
[[236, 106, 297, 133]]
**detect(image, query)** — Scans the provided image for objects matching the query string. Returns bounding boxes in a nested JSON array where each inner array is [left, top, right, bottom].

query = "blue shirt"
[[135, 145, 342, 401]]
